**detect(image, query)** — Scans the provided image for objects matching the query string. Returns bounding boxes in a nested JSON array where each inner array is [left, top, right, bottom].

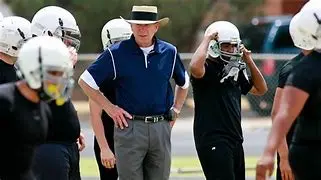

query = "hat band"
[[131, 11, 158, 21]]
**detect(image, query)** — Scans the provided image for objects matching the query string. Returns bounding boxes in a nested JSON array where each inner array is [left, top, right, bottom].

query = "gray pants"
[[114, 120, 171, 180]]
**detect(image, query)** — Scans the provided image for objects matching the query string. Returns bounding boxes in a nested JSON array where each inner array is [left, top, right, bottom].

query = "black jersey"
[[46, 100, 81, 143], [0, 83, 49, 179], [0, 60, 18, 84], [277, 53, 304, 145], [278, 53, 304, 88], [191, 59, 253, 147], [286, 51, 321, 144]]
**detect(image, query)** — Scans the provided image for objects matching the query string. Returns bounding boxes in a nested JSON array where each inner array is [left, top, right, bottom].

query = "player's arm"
[[189, 32, 218, 78]]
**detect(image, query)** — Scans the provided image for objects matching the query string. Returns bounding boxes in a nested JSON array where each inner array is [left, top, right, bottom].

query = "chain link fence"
[[74, 53, 297, 117]]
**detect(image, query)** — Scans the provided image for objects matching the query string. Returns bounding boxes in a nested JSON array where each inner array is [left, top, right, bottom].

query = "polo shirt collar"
[[129, 35, 161, 54]]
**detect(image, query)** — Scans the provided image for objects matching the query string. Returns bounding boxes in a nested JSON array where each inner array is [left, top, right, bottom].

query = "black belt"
[[132, 115, 166, 123]]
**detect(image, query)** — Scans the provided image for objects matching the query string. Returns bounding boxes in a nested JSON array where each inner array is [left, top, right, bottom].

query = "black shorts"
[[196, 139, 245, 180], [289, 143, 321, 180], [32, 142, 80, 180]]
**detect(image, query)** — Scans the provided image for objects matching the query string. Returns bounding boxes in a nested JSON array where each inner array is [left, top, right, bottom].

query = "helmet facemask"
[[52, 18, 81, 52], [208, 39, 247, 84], [208, 39, 243, 64], [42, 66, 74, 102], [105, 29, 131, 48]]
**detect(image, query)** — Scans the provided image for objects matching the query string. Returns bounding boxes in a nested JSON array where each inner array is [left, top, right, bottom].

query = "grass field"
[[80, 156, 276, 178]]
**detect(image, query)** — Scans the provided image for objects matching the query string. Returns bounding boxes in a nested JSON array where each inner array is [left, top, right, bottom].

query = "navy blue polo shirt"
[[82, 36, 188, 115]]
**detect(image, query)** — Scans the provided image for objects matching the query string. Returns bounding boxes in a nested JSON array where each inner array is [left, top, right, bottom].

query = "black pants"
[[289, 144, 321, 180], [32, 143, 80, 180], [94, 135, 118, 180], [196, 139, 245, 180]]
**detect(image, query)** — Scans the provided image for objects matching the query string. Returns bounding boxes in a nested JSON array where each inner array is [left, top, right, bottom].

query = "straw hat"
[[121, 6, 169, 26]]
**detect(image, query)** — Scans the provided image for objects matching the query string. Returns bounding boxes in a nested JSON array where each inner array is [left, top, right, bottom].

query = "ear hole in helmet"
[[11, 46, 18, 50]]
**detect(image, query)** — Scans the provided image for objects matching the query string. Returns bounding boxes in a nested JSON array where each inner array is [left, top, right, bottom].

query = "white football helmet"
[[101, 18, 132, 50], [31, 6, 81, 51], [16, 36, 74, 103], [296, 2, 321, 49], [205, 21, 243, 63], [301, 0, 320, 12], [0, 12, 3, 21], [289, 13, 317, 50], [0, 16, 32, 57]]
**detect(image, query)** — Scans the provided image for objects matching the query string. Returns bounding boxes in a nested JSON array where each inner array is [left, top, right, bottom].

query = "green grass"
[[80, 156, 276, 177]]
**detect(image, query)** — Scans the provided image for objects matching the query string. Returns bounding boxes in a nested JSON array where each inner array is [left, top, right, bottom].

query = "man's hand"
[[100, 148, 116, 169], [77, 131, 86, 151], [279, 157, 294, 180], [256, 152, 275, 180], [106, 104, 132, 129], [69, 46, 78, 66], [204, 31, 218, 41], [169, 107, 180, 128], [240, 44, 252, 63]]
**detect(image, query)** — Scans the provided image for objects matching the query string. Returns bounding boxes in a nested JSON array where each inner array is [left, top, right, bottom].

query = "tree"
[[6, 0, 264, 53]]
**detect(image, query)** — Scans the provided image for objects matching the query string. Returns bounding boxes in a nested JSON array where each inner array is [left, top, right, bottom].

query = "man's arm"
[[271, 88, 289, 159], [78, 50, 132, 129], [170, 47, 190, 126], [89, 99, 116, 168], [170, 85, 188, 127], [271, 88, 294, 180], [78, 78, 130, 129], [89, 99, 109, 150], [271, 66, 292, 161], [256, 63, 312, 179], [241, 45, 267, 96], [189, 32, 218, 78]]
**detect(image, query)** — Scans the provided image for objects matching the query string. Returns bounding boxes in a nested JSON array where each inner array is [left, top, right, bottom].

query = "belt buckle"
[[144, 116, 158, 123]]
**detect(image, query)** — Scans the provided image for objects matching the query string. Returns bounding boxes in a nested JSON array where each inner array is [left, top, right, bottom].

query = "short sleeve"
[[279, 53, 304, 88], [278, 64, 291, 88], [172, 48, 189, 89], [79, 49, 116, 90], [285, 61, 316, 94], [239, 70, 253, 95]]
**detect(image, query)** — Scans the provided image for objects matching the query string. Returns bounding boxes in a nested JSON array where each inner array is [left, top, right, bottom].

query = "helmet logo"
[[17, 28, 25, 39]]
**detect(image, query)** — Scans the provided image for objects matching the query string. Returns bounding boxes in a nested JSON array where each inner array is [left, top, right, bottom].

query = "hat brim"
[[120, 16, 169, 26]]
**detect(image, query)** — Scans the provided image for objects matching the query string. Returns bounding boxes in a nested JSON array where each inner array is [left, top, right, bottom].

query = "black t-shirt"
[[99, 80, 116, 140], [285, 51, 321, 144], [191, 59, 253, 147], [46, 100, 81, 143], [0, 83, 49, 176], [0, 60, 18, 84], [278, 53, 304, 88], [277, 53, 304, 144]]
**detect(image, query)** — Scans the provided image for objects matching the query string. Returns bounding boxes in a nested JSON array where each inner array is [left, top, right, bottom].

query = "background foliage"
[[5, 0, 264, 53]]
